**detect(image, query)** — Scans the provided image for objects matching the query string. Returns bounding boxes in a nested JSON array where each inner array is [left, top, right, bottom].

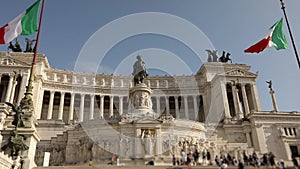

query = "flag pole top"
[[279, 0, 300, 69]]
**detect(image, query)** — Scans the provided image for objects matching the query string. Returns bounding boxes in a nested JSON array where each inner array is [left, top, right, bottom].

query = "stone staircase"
[[34, 165, 262, 169]]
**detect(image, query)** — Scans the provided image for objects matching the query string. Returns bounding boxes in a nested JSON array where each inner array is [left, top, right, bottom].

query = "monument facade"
[[0, 52, 299, 167]]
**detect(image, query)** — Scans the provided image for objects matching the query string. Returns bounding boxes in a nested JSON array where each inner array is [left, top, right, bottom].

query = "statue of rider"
[[132, 55, 148, 85]]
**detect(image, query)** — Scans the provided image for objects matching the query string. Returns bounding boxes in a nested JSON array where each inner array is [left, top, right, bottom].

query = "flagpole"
[[279, 0, 300, 69], [26, 0, 45, 96], [18, 0, 45, 126]]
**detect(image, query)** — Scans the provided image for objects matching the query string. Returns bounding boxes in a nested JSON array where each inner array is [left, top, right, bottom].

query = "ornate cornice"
[[248, 112, 300, 123]]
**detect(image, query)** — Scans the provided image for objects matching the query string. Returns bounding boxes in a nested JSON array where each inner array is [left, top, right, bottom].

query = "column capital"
[[50, 90, 55, 94], [60, 91, 65, 95]]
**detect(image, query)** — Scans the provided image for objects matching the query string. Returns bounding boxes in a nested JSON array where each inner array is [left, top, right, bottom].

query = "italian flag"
[[244, 18, 289, 53], [0, 0, 40, 44]]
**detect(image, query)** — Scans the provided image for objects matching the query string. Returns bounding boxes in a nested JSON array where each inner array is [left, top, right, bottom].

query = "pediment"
[[0, 55, 31, 66], [225, 69, 257, 77]]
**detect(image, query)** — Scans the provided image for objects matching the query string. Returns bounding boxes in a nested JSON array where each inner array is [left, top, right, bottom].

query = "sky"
[[0, 0, 300, 112]]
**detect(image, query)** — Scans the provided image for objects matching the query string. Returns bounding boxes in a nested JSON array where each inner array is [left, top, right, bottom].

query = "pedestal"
[[17, 128, 40, 169]]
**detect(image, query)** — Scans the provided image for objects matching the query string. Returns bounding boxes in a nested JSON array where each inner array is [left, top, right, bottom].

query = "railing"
[[43, 70, 201, 89]]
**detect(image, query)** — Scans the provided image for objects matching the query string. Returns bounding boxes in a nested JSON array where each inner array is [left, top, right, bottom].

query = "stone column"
[[202, 94, 208, 119], [119, 96, 123, 115], [58, 92, 65, 120], [109, 96, 114, 117], [47, 91, 55, 120], [17, 73, 28, 104], [9, 77, 18, 103], [184, 96, 189, 120], [231, 84, 242, 119], [68, 93, 75, 122], [250, 83, 261, 111], [235, 86, 244, 119], [156, 96, 160, 114], [175, 96, 179, 118], [241, 84, 250, 115], [231, 84, 238, 118], [221, 83, 231, 120], [36, 89, 44, 119], [79, 94, 85, 122], [269, 89, 278, 112], [165, 96, 170, 114], [99, 95, 104, 119], [90, 94, 95, 120], [193, 95, 198, 121], [4, 74, 14, 102]]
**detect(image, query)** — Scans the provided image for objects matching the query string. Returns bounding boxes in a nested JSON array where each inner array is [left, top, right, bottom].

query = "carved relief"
[[226, 132, 247, 143]]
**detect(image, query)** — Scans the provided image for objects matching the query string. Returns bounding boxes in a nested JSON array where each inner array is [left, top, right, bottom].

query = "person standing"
[[292, 156, 299, 169], [238, 160, 244, 169], [220, 161, 228, 169], [269, 152, 276, 169], [278, 159, 285, 169], [88, 159, 93, 167]]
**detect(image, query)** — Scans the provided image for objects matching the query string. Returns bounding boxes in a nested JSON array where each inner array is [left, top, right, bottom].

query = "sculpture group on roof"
[[206, 49, 232, 63], [7, 38, 36, 53]]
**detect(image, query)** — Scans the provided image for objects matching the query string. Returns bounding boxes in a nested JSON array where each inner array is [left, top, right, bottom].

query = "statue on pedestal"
[[266, 80, 273, 90], [132, 55, 148, 85]]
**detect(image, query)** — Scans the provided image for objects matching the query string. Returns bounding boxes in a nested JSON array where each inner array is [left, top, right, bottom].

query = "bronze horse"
[[219, 51, 232, 63]]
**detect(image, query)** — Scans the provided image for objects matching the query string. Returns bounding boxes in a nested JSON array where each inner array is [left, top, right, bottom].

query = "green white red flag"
[[0, 0, 41, 44], [244, 18, 289, 53]]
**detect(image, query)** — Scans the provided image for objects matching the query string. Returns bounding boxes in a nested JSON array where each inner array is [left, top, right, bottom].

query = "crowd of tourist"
[[172, 150, 300, 169]]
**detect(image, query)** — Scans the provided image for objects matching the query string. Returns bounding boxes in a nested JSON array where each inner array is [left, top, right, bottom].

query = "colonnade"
[[0, 73, 28, 105], [39, 90, 206, 123], [0, 72, 260, 124], [225, 82, 259, 120]]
